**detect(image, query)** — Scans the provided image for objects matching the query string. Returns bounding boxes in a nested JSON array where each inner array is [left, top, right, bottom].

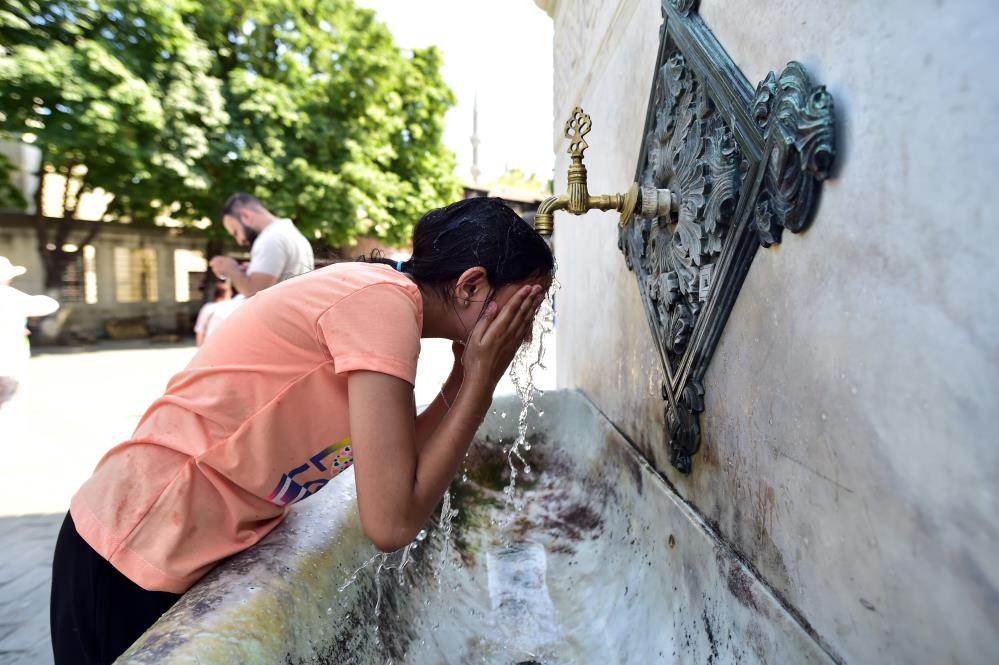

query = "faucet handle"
[[564, 107, 592, 159], [619, 185, 679, 228]]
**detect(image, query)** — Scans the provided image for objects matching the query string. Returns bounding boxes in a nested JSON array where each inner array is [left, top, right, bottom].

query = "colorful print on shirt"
[[266, 437, 353, 506]]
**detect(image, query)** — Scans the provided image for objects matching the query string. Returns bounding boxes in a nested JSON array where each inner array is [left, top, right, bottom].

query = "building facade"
[[0, 213, 213, 341]]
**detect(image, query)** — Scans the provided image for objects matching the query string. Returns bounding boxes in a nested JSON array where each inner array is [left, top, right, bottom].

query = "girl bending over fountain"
[[50, 197, 554, 664]]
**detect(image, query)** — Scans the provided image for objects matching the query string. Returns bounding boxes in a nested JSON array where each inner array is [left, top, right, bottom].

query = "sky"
[[354, 0, 554, 186]]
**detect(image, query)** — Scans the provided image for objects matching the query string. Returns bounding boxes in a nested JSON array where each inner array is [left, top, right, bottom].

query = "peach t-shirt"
[[71, 263, 422, 592]]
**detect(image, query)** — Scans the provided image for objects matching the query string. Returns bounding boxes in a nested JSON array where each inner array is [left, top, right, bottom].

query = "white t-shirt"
[[193, 295, 245, 339], [194, 301, 225, 338], [0, 286, 59, 378], [248, 218, 314, 283]]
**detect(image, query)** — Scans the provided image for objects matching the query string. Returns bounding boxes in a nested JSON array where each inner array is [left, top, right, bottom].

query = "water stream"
[[334, 281, 562, 663]]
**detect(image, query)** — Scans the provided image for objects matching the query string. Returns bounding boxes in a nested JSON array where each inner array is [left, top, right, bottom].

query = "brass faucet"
[[534, 107, 678, 237]]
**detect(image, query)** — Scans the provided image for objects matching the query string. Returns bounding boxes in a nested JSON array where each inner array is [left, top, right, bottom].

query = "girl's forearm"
[[414, 369, 464, 450], [401, 378, 491, 536]]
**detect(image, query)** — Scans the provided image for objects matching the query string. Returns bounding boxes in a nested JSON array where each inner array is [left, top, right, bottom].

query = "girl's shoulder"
[[248, 261, 419, 321], [311, 262, 418, 297], [259, 262, 420, 320]]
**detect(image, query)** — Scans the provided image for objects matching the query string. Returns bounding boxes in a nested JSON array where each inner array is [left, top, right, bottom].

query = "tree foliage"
[[0, 153, 26, 209], [0, 0, 228, 223], [488, 168, 552, 196], [0, 0, 460, 256]]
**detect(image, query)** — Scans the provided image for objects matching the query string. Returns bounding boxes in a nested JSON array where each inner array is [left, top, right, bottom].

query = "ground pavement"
[[0, 335, 554, 663]]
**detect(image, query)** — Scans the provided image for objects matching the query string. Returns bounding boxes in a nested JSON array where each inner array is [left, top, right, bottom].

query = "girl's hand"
[[461, 284, 542, 391]]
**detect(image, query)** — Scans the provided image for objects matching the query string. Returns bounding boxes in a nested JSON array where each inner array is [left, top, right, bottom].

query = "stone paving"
[[0, 341, 199, 665], [0, 336, 555, 663], [0, 514, 61, 665]]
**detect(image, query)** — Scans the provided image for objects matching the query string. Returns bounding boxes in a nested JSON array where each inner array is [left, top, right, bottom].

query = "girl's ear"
[[455, 266, 489, 302]]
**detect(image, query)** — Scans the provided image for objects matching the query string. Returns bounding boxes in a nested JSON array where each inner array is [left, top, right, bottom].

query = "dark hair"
[[212, 280, 232, 301], [220, 192, 264, 220], [365, 197, 553, 298]]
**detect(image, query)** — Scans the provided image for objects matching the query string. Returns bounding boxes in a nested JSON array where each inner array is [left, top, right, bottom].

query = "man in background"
[[208, 193, 314, 297], [0, 256, 59, 409]]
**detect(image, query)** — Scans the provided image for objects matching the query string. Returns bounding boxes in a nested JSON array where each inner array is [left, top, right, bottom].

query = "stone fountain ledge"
[[117, 390, 839, 664], [116, 466, 376, 664]]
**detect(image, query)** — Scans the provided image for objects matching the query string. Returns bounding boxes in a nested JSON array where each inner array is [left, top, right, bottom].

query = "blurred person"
[[193, 280, 234, 346], [50, 198, 552, 663], [208, 193, 314, 297], [0, 256, 59, 409]]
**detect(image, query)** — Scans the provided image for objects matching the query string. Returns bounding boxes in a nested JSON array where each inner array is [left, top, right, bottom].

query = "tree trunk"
[[33, 164, 103, 291], [30, 163, 58, 290]]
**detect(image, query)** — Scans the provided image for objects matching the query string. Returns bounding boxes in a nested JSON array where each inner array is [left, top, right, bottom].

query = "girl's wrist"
[[445, 365, 464, 389], [455, 375, 493, 415], [447, 364, 464, 384], [438, 387, 452, 410], [440, 378, 459, 410]]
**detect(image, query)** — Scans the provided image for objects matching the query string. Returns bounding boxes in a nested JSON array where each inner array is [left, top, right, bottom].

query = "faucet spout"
[[533, 107, 674, 238], [534, 193, 569, 237]]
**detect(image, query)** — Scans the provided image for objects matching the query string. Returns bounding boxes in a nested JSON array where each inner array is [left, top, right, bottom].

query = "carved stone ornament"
[[619, 1, 836, 473]]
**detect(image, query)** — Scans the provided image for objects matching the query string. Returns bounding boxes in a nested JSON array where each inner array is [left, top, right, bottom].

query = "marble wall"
[[540, 0, 999, 661]]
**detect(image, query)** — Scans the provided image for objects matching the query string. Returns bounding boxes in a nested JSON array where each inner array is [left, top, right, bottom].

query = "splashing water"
[[334, 276, 559, 657], [502, 278, 559, 518], [338, 551, 385, 594], [434, 490, 461, 590], [337, 532, 422, 607], [336, 492, 460, 636]]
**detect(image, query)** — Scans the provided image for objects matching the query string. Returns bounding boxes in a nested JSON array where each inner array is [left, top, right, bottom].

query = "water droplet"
[[500, 411, 507, 418], [538, 410, 545, 417], [326, 607, 332, 615], [524, 465, 532, 474]]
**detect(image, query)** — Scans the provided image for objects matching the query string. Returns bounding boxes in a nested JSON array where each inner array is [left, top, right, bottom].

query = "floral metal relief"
[[752, 62, 837, 245], [635, 50, 744, 368], [620, 2, 836, 473], [668, 0, 699, 16]]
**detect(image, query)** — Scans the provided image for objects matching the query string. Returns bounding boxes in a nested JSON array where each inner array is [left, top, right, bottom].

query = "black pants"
[[50, 512, 181, 664]]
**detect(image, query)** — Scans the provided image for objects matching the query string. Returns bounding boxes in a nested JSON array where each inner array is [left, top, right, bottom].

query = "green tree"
[[0, 153, 26, 209], [0, 0, 459, 288], [188, 0, 460, 246], [488, 168, 552, 196], [0, 0, 228, 287]]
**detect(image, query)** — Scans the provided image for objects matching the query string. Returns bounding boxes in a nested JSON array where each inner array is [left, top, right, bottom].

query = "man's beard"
[[239, 220, 259, 246]]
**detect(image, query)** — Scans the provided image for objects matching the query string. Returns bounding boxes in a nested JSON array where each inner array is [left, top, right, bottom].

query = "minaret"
[[470, 93, 481, 185]]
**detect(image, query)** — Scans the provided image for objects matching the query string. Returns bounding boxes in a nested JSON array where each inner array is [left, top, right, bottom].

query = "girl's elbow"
[[370, 535, 406, 554], [362, 521, 415, 553]]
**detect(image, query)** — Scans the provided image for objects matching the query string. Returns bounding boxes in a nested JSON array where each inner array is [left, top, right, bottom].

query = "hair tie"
[[395, 259, 404, 272]]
